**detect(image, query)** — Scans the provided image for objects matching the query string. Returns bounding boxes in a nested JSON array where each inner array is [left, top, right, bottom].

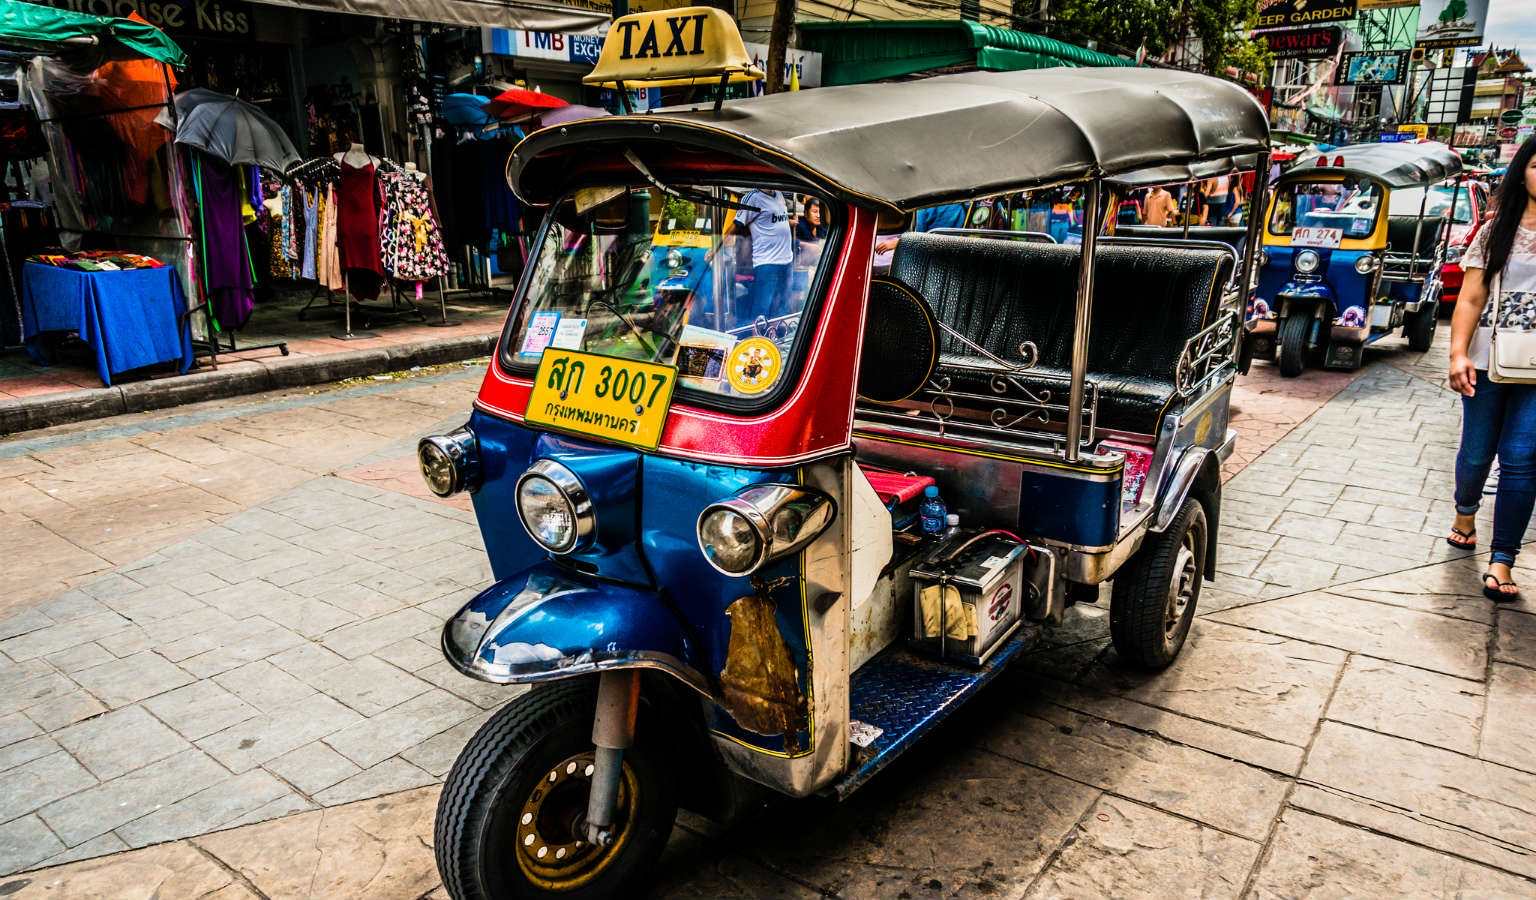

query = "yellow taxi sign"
[[583, 6, 764, 89]]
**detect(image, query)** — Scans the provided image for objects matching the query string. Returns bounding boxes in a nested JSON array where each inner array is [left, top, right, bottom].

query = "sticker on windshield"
[[1292, 226, 1344, 249], [519, 311, 561, 357], [726, 337, 782, 395], [551, 318, 588, 350]]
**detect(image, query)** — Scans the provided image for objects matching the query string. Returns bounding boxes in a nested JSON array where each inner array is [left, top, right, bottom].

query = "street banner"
[[1336, 50, 1410, 84], [1415, 0, 1489, 48], [1262, 26, 1342, 58], [1357, 0, 1419, 8], [1425, 65, 1476, 124], [1399, 123, 1430, 139], [1255, 0, 1357, 29]]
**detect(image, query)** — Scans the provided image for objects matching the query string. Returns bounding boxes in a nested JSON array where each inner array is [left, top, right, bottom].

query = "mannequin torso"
[[335, 143, 378, 169]]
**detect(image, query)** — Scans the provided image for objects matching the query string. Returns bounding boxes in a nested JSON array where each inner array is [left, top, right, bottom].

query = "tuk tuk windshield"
[[1388, 185, 1472, 224], [1269, 180, 1383, 239], [504, 184, 835, 401]]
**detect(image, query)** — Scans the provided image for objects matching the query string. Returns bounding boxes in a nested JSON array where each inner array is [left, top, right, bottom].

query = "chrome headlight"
[[1354, 255, 1379, 275], [697, 485, 836, 577], [418, 427, 480, 497], [1446, 245, 1464, 264], [1259, 249, 1270, 268], [665, 249, 683, 269], [515, 460, 595, 554], [1294, 249, 1321, 274]]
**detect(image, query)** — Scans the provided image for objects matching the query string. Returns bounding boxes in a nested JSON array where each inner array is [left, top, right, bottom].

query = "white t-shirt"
[[1463, 222, 1536, 370], [736, 190, 793, 267]]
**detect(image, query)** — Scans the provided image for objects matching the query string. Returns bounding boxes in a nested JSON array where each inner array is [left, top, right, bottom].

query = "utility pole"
[[765, 0, 795, 93]]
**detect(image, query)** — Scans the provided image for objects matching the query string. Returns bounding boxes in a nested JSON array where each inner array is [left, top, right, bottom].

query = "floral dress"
[[379, 171, 448, 282], [1464, 222, 1536, 370]]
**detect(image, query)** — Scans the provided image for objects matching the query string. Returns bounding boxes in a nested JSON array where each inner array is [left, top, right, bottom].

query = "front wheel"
[[1406, 300, 1437, 352], [1110, 497, 1208, 670], [1277, 314, 1310, 378], [435, 681, 677, 900]]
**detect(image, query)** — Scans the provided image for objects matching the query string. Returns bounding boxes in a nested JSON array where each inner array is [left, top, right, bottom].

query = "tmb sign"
[[1263, 26, 1342, 59], [1255, 0, 1358, 28]]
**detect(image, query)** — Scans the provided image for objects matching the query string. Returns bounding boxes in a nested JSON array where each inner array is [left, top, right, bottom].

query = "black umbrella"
[[156, 88, 300, 172]]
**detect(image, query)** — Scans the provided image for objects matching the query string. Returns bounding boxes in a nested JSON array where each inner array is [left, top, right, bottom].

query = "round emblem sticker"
[[726, 337, 782, 395]]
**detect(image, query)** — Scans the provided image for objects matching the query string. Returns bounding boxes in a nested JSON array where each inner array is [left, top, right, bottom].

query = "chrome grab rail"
[[1176, 310, 1240, 398]]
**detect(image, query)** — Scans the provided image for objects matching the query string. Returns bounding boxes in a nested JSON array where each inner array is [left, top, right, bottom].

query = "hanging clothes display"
[[300, 187, 318, 281], [193, 153, 255, 330], [379, 171, 447, 282], [318, 183, 343, 291], [336, 159, 383, 300]]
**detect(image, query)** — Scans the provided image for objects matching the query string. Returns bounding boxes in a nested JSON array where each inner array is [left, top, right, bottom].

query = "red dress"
[[336, 161, 384, 300]]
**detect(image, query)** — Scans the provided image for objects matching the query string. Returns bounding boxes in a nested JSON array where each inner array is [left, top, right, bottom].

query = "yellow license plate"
[[525, 349, 678, 450]]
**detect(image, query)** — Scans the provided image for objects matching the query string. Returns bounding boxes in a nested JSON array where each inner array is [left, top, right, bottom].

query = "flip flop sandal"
[[1447, 527, 1477, 549], [1483, 573, 1521, 603]]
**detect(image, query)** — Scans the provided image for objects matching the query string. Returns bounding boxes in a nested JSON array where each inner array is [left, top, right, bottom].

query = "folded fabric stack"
[[28, 250, 165, 271]]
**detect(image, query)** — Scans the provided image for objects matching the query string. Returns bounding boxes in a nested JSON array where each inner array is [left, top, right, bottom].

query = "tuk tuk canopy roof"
[[0, 0, 187, 65], [509, 67, 1270, 212], [1285, 141, 1463, 188]]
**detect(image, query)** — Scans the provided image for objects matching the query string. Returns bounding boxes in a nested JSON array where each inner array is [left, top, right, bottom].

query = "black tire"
[[1277, 314, 1310, 378], [1110, 497, 1208, 670], [1407, 300, 1437, 352], [435, 681, 677, 900]]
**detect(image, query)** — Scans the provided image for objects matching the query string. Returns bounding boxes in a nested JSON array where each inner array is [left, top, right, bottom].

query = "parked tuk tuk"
[[1243, 141, 1463, 377], [415, 9, 1270, 896]]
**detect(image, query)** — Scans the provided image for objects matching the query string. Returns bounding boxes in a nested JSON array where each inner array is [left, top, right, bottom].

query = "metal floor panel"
[[829, 626, 1039, 799]]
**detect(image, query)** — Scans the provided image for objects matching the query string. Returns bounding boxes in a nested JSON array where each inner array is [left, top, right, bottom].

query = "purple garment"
[[198, 156, 255, 330]]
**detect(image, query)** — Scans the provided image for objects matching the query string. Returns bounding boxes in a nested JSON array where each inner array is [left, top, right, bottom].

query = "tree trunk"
[[765, 0, 796, 94]]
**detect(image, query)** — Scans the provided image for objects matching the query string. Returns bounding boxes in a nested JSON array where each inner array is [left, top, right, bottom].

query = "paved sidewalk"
[[6, 333, 1536, 897]]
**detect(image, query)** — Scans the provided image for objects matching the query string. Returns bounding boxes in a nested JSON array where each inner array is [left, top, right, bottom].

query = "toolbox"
[[909, 532, 1027, 666]]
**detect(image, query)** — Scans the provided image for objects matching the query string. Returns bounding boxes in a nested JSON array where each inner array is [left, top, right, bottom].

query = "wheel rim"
[[513, 752, 638, 890], [1164, 529, 1201, 641]]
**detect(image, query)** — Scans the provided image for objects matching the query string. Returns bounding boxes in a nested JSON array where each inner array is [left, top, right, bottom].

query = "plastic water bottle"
[[944, 513, 961, 537], [920, 486, 948, 535]]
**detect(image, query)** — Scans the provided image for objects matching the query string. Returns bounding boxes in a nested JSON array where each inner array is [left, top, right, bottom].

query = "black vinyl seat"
[[1386, 216, 1442, 258], [888, 233, 1232, 436]]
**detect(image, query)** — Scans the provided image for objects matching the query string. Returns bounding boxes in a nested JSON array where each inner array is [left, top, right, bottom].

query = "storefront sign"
[[1336, 50, 1409, 85], [1262, 26, 1342, 59], [743, 42, 822, 90], [1398, 123, 1430, 140], [1255, 0, 1356, 29], [1416, 0, 1488, 48], [1357, 0, 1418, 8], [1379, 132, 1411, 142], [483, 27, 605, 65], [38, 0, 251, 36]]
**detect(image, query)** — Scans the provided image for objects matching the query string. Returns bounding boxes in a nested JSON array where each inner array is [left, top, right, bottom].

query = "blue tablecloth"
[[21, 262, 194, 387]]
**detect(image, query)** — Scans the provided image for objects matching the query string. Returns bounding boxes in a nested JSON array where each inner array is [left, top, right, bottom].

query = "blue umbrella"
[[441, 93, 493, 128]]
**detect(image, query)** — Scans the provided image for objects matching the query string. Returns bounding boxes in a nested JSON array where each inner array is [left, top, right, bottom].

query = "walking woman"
[[1447, 135, 1536, 601]]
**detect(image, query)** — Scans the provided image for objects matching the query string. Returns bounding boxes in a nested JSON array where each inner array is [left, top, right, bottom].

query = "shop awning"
[[0, 0, 187, 65], [240, 0, 609, 33], [796, 20, 1132, 86]]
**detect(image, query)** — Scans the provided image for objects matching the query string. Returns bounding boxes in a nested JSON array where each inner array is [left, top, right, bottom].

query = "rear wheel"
[[1407, 299, 1437, 352], [1277, 314, 1310, 378], [1110, 497, 1207, 670], [435, 681, 677, 900]]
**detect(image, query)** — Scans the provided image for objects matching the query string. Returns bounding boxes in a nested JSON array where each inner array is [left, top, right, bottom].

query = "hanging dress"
[[336, 160, 384, 300], [379, 172, 448, 282], [301, 187, 318, 281], [195, 154, 255, 330]]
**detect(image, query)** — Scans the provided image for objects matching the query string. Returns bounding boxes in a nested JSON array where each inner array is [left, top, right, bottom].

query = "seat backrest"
[[1386, 215, 1442, 257], [889, 233, 1231, 381], [1113, 225, 1249, 256]]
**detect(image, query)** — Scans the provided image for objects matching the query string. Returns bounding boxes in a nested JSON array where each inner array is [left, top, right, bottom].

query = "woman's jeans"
[[1456, 371, 1536, 566]]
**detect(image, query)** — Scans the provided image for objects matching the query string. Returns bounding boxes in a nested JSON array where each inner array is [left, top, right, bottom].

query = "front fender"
[[442, 562, 710, 696]]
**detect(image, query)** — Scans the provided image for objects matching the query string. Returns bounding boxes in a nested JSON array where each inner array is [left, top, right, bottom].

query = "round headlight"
[[1354, 255, 1378, 275], [515, 461, 594, 554], [1259, 249, 1270, 268], [418, 427, 479, 497], [665, 249, 683, 269], [698, 507, 763, 575], [419, 441, 456, 497], [1294, 249, 1320, 274]]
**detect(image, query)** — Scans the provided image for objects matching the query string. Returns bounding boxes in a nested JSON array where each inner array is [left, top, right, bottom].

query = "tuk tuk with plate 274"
[[415, 9, 1271, 897]]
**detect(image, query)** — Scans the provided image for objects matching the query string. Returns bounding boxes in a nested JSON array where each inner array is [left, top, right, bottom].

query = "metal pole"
[[1409, 178, 1430, 281], [1064, 180, 1101, 461], [1239, 153, 1272, 296], [1181, 179, 1194, 239]]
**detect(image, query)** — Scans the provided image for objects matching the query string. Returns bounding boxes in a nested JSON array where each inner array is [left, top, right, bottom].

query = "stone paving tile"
[[1481, 662, 1536, 776], [313, 757, 436, 806], [400, 709, 494, 778], [262, 740, 363, 797], [21, 691, 104, 732], [652, 824, 823, 899], [197, 688, 365, 772], [1303, 721, 1536, 860], [0, 736, 59, 775], [265, 641, 348, 680], [304, 654, 433, 716], [7, 840, 259, 898], [981, 701, 1287, 840], [33, 833, 129, 870], [1329, 656, 1485, 757], [1209, 591, 1489, 680], [1250, 807, 1536, 899], [177, 618, 308, 679], [115, 769, 292, 848], [55, 706, 190, 781], [322, 688, 479, 769], [0, 714, 40, 750], [36, 748, 226, 848], [1494, 609, 1536, 670], [0, 815, 65, 879], [0, 670, 74, 719], [319, 606, 439, 660], [141, 680, 259, 742], [1025, 795, 1259, 899], [212, 660, 318, 714], [69, 650, 193, 709], [0, 752, 95, 826], [0, 612, 130, 662]]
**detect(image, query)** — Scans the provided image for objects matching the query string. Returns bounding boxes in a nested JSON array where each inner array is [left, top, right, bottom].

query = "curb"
[[1, 333, 497, 436]]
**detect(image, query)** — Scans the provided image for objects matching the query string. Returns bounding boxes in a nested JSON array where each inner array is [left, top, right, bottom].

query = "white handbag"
[[1489, 274, 1536, 383]]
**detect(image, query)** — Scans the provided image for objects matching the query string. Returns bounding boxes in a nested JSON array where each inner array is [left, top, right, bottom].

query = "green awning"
[[796, 20, 1133, 86], [0, 0, 187, 66]]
